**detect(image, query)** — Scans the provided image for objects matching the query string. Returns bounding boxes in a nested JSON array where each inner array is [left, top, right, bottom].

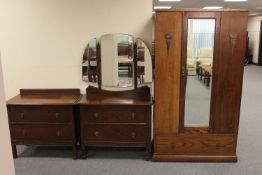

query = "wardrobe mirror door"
[[184, 19, 215, 127], [82, 38, 99, 86], [100, 34, 135, 89], [136, 39, 153, 86]]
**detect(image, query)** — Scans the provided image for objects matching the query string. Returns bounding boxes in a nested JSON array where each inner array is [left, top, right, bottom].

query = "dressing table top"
[[7, 89, 81, 105]]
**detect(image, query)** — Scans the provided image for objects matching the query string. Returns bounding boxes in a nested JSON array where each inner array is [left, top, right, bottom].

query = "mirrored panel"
[[100, 34, 134, 88], [136, 39, 153, 86], [185, 19, 215, 126], [82, 38, 98, 85]]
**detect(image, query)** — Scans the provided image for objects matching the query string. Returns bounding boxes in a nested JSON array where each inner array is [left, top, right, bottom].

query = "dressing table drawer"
[[10, 124, 72, 141], [80, 106, 147, 124], [8, 106, 73, 124], [84, 124, 147, 143]]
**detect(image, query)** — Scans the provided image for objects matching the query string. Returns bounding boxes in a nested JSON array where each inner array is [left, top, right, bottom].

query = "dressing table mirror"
[[80, 33, 153, 159], [82, 34, 153, 90]]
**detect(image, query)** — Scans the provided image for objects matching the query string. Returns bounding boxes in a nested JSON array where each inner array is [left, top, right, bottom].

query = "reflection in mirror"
[[82, 38, 98, 84], [136, 39, 153, 86], [185, 19, 215, 126], [101, 34, 134, 88]]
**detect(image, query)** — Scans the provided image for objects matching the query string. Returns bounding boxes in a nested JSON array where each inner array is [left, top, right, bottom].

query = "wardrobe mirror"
[[82, 38, 98, 85], [101, 34, 134, 88], [184, 19, 215, 126], [136, 39, 153, 86]]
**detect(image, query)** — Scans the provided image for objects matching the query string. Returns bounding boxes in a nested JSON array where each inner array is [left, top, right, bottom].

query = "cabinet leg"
[[12, 144, 17, 159], [81, 144, 87, 159], [72, 144, 77, 160], [145, 143, 151, 161]]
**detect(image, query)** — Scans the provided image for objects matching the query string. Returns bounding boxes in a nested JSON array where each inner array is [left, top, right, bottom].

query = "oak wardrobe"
[[154, 10, 248, 162]]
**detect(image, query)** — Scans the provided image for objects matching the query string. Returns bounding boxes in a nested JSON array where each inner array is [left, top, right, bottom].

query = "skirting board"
[[153, 154, 238, 162]]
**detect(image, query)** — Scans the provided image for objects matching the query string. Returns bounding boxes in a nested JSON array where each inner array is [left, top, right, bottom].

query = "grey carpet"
[[14, 65, 262, 175]]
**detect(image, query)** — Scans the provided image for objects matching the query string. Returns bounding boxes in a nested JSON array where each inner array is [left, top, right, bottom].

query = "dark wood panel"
[[155, 134, 237, 155], [80, 106, 147, 124], [20, 89, 80, 96], [83, 124, 147, 143], [154, 11, 182, 134], [210, 11, 248, 133], [8, 106, 73, 124]]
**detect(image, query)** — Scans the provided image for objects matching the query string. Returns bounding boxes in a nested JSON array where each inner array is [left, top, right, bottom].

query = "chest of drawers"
[[7, 89, 81, 159], [79, 86, 152, 159]]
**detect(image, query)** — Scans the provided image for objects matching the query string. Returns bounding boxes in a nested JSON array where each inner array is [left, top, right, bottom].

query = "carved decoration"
[[165, 32, 173, 56], [229, 33, 238, 55]]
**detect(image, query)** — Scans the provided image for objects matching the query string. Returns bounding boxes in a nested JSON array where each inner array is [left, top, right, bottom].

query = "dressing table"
[[81, 34, 153, 159]]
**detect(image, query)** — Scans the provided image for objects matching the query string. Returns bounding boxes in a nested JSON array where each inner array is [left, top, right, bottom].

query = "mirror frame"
[[82, 34, 153, 90]]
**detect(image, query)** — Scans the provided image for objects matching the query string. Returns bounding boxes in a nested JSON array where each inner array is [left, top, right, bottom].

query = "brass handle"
[[55, 113, 60, 119], [94, 113, 98, 118], [20, 113, 24, 119], [22, 130, 26, 137], [131, 132, 136, 138], [131, 113, 135, 120], [56, 130, 61, 137], [171, 143, 176, 150], [94, 131, 99, 137]]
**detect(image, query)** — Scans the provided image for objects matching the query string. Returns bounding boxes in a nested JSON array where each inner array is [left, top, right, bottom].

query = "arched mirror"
[[184, 18, 216, 127], [136, 39, 153, 86], [82, 34, 153, 90], [82, 38, 98, 86]]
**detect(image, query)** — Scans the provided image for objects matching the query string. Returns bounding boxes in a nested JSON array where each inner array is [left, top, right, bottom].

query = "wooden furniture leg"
[[12, 143, 17, 158]]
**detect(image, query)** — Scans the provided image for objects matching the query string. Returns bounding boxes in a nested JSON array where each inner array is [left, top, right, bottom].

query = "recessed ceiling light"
[[158, 0, 181, 2], [224, 0, 248, 1], [154, 6, 172, 9], [203, 6, 223, 9]]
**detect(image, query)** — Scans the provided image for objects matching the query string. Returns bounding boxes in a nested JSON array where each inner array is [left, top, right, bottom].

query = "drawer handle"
[[94, 113, 98, 118], [56, 130, 61, 137], [55, 113, 60, 119], [131, 132, 136, 138], [94, 131, 99, 137], [131, 113, 135, 120], [20, 113, 24, 119], [22, 130, 26, 137], [170, 143, 176, 150]]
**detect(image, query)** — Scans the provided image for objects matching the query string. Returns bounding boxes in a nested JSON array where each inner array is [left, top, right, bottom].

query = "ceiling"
[[153, 0, 262, 15]]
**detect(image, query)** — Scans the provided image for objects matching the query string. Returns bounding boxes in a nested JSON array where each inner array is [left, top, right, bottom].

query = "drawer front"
[[84, 124, 147, 143], [80, 106, 147, 124], [155, 134, 237, 155], [10, 124, 72, 140], [8, 106, 73, 123]]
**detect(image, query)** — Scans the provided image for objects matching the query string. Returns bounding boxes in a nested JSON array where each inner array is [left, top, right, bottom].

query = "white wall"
[[247, 15, 262, 64], [0, 52, 15, 175], [0, 0, 152, 99]]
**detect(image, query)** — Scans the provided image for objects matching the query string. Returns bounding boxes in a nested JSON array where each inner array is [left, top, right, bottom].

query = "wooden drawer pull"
[[55, 113, 60, 119], [170, 143, 176, 150], [131, 132, 136, 138], [20, 113, 24, 119], [22, 130, 26, 137], [94, 131, 99, 137], [131, 113, 135, 120], [56, 130, 61, 137], [94, 113, 98, 118]]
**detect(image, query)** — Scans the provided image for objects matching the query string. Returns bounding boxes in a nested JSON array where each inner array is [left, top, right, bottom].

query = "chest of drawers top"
[[78, 86, 152, 106], [7, 89, 81, 106]]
